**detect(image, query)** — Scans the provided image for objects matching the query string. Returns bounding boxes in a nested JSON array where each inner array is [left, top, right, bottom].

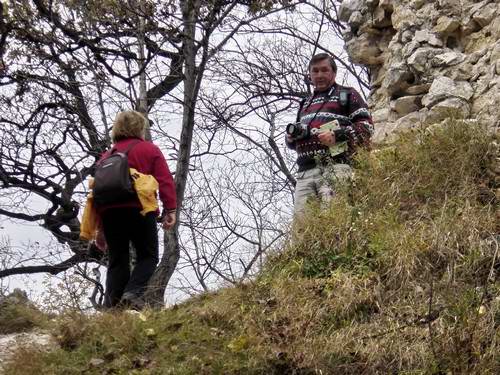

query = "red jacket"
[[97, 137, 177, 214]]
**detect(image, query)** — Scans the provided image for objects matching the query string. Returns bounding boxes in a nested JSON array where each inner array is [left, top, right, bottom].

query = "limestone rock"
[[433, 16, 460, 35], [379, 0, 393, 11], [373, 6, 392, 28], [341, 0, 498, 139], [0, 331, 55, 371], [411, 0, 426, 11], [404, 84, 431, 96], [469, 49, 488, 64], [490, 42, 500, 65], [432, 52, 466, 67], [90, 358, 106, 368], [392, 5, 419, 30], [382, 64, 414, 95], [427, 98, 471, 122], [393, 110, 426, 137], [414, 30, 443, 47], [349, 11, 364, 28], [462, 17, 481, 37], [451, 62, 475, 81], [472, 3, 497, 28], [400, 30, 413, 43], [372, 107, 392, 124], [391, 95, 423, 116], [339, 0, 364, 23], [345, 35, 383, 66], [437, 0, 464, 16], [408, 47, 441, 72], [472, 83, 500, 117], [422, 76, 473, 108], [370, 66, 387, 87], [491, 16, 500, 39], [402, 41, 420, 58]]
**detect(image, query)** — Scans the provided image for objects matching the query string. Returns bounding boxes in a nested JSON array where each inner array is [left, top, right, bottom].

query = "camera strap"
[[299, 85, 336, 126]]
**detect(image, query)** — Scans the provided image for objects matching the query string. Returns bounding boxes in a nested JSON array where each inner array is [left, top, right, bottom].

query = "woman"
[[97, 110, 176, 309]]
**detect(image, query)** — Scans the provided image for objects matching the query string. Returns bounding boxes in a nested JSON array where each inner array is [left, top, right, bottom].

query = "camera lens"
[[286, 123, 298, 136]]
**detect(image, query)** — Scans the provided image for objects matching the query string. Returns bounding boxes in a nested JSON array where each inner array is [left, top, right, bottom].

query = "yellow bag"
[[80, 178, 99, 241], [80, 171, 159, 241], [130, 168, 159, 215]]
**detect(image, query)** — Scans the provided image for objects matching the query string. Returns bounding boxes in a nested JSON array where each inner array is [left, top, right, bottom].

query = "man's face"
[[310, 59, 336, 91]]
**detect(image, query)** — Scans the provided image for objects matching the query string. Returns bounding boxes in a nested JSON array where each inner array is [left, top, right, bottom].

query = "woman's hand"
[[162, 210, 177, 230]]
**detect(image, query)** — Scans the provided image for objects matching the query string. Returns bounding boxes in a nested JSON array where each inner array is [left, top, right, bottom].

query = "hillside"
[[2, 119, 498, 374]]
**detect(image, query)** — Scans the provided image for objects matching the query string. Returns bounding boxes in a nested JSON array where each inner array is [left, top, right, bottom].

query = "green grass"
[[3, 119, 499, 374]]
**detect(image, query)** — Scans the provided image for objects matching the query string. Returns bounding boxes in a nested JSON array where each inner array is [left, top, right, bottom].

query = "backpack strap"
[[339, 88, 350, 109], [110, 139, 141, 155]]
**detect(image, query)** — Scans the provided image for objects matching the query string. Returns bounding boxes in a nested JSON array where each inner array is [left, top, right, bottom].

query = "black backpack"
[[93, 140, 140, 206]]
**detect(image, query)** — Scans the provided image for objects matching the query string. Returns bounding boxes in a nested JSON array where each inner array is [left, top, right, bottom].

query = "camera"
[[286, 122, 310, 141]]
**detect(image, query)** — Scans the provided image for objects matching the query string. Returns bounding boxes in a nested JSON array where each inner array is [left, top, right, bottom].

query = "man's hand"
[[318, 129, 336, 146], [162, 210, 177, 230]]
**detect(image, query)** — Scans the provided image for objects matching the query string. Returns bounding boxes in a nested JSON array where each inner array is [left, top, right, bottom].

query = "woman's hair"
[[111, 111, 146, 143]]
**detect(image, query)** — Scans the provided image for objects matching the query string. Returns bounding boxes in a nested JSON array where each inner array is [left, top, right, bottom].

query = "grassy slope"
[[3, 119, 499, 374]]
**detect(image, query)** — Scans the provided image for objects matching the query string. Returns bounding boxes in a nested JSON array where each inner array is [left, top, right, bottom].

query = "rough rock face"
[[339, 0, 500, 141]]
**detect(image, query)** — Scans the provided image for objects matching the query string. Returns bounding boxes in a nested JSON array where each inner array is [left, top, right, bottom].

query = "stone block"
[[408, 47, 441, 72], [414, 30, 443, 47], [391, 6, 416, 30], [345, 35, 383, 66], [373, 6, 392, 28], [432, 52, 466, 67], [422, 76, 473, 107], [390, 95, 423, 116], [382, 64, 414, 94], [339, 0, 364, 23], [433, 16, 460, 35], [349, 11, 364, 28], [472, 3, 497, 28], [372, 107, 391, 123], [428, 97, 471, 121], [404, 84, 431, 95]]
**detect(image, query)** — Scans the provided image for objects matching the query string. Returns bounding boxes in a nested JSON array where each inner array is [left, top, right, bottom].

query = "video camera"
[[285, 122, 309, 141], [286, 119, 345, 141]]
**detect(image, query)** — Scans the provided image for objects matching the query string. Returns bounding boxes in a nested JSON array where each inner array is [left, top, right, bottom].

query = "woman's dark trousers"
[[101, 208, 158, 308]]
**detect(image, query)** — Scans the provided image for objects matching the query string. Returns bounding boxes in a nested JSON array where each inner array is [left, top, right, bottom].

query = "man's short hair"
[[308, 53, 337, 73]]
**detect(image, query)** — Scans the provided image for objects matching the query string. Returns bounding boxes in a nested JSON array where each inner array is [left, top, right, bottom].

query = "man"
[[286, 53, 374, 213]]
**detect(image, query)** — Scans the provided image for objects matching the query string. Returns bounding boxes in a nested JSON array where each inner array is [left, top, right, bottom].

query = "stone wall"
[[339, 0, 500, 141]]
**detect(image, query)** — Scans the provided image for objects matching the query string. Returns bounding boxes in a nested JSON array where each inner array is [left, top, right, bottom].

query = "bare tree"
[[0, 0, 305, 306], [0, 1, 183, 302], [1, 0, 370, 307], [166, 0, 369, 297], [144, 0, 307, 305]]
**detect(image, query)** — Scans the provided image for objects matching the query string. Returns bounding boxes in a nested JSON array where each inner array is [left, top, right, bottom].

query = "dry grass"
[[3, 119, 499, 374], [0, 298, 49, 335]]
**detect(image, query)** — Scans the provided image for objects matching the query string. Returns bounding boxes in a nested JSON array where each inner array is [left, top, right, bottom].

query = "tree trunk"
[[145, 0, 200, 306], [137, 1, 151, 140]]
